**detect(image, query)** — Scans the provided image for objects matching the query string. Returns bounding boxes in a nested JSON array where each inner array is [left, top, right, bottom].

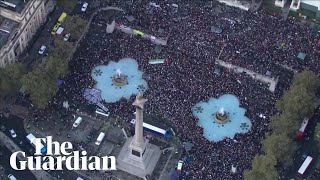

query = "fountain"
[[112, 69, 128, 86], [91, 58, 148, 103], [192, 94, 251, 142], [214, 107, 229, 124]]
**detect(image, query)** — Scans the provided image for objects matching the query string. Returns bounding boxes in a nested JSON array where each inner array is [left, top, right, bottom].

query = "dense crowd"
[[50, 1, 320, 179]]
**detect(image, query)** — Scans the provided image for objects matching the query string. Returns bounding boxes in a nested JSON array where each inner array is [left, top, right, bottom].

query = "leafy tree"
[[44, 56, 69, 79], [315, 123, 320, 149], [276, 86, 316, 120], [244, 155, 278, 180], [63, 15, 88, 40], [56, 0, 77, 9], [52, 38, 74, 60], [22, 68, 57, 109], [269, 114, 300, 136], [0, 63, 26, 102], [0, 70, 11, 102], [262, 133, 297, 167], [292, 70, 320, 93]]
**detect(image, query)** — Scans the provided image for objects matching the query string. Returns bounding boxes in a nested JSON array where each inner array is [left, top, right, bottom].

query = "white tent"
[[231, 165, 237, 173]]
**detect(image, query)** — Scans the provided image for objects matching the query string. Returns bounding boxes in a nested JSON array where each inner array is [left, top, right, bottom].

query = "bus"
[[130, 119, 172, 139], [95, 108, 110, 117], [57, 12, 67, 24], [26, 133, 46, 155], [296, 117, 309, 138], [297, 156, 313, 176]]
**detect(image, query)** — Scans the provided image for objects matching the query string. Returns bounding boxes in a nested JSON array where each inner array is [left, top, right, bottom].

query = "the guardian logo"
[[10, 136, 117, 171]]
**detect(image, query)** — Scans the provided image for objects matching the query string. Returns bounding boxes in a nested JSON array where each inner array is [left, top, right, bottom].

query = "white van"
[[73, 117, 83, 128], [95, 132, 105, 145], [177, 160, 183, 171], [76, 177, 84, 180]]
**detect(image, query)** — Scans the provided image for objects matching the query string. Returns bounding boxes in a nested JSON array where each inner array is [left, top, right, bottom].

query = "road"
[[21, 3, 85, 68], [0, 115, 89, 180]]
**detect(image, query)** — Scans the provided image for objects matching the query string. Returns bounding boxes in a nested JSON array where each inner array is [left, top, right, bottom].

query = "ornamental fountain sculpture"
[[112, 69, 128, 86], [213, 107, 229, 124]]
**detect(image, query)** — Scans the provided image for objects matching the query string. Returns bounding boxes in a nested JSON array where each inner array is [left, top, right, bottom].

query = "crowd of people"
[[48, 0, 320, 179]]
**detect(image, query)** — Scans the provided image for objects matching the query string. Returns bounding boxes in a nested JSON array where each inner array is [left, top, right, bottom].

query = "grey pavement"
[[216, 59, 279, 92]]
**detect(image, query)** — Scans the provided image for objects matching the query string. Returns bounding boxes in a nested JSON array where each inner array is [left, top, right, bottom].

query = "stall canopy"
[[56, 79, 64, 86], [125, 15, 135, 22], [154, 45, 162, 53], [213, 68, 221, 76], [297, 52, 306, 60], [83, 88, 102, 104], [211, 25, 222, 34]]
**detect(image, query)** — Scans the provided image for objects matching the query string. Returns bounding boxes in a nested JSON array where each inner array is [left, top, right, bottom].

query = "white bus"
[[297, 156, 313, 176], [95, 108, 110, 117], [95, 132, 105, 145], [26, 133, 46, 155]]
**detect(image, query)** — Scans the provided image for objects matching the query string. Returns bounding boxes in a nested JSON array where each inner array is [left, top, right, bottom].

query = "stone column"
[[132, 93, 147, 147]]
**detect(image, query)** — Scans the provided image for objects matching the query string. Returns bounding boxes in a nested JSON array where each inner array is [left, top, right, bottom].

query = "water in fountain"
[[219, 107, 225, 116], [116, 69, 121, 78]]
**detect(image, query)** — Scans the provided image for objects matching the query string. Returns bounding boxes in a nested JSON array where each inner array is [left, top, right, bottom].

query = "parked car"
[[64, 33, 70, 41], [81, 2, 88, 12], [73, 117, 83, 128], [9, 129, 17, 138], [8, 174, 17, 180], [51, 23, 60, 35], [38, 45, 46, 55]]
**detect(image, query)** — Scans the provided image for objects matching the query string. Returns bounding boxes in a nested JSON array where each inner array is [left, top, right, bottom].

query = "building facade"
[[275, 0, 320, 17], [0, 0, 53, 67]]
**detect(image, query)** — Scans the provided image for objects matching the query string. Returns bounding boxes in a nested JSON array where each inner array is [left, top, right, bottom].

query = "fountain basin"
[[192, 94, 251, 142], [91, 58, 148, 103]]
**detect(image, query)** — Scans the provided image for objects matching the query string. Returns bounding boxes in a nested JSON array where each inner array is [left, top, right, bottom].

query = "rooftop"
[[0, 17, 18, 49], [301, 0, 320, 9], [0, 0, 30, 13]]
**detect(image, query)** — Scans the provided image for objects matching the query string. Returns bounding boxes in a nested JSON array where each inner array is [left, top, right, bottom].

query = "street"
[[0, 115, 89, 180]]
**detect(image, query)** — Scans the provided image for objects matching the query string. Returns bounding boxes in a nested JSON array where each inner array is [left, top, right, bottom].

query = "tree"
[[22, 68, 57, 109], [315, 123, 320, 149], [276, 86, 316, 120], [269, 114, 300, 136], [52, 38, 74, 60], [262, 133, 297, 167], [0, 63, 26, 103], [44, 56, 68, 79], [292, 70, 320, 93], [244, 155, 278, 180], [63, 15, 88, 41]]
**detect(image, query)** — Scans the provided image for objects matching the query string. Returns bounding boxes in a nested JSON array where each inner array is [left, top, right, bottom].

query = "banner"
[[133, 29, 144, 36]]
